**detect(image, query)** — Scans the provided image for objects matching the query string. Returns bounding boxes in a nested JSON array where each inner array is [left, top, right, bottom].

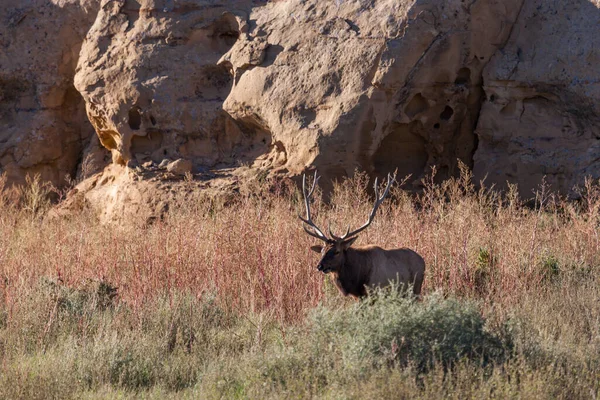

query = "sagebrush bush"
[[311, 290, 511, 373]]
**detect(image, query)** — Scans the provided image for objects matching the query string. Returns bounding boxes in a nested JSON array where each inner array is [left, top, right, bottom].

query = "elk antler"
[[330, 172, 396, 240], [298, 171, 329, 243]]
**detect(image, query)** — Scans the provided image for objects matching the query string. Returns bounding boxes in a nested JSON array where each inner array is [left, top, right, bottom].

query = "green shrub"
[[540, 253, 560, 281], [474, 247, 494, 294], [107, 349, 156, 389], [41, 277, 118, 317], [310, 290, 511, 373]]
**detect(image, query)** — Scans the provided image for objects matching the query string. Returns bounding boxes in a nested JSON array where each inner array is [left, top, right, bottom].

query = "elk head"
[[299, 171, 395, 274]]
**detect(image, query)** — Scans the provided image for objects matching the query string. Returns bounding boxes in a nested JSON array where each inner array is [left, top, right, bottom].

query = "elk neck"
[[333, 247, 373, 297]]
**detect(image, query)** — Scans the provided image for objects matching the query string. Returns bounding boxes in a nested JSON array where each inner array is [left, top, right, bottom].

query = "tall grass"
[[0, 169, 598, 398]]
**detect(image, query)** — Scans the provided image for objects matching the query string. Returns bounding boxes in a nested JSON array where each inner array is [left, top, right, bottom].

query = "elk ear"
[[310, 245, 323, 253], [341, 236, 358, 249]]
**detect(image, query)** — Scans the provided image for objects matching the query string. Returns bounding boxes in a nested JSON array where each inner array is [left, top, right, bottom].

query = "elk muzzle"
[[317, 263, 332, 273]]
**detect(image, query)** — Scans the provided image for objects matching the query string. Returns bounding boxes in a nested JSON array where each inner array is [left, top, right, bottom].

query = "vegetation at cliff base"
[[0, 170, 598, 399]]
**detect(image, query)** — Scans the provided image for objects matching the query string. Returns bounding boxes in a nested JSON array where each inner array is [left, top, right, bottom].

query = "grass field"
[[0, 169, 598, 399]]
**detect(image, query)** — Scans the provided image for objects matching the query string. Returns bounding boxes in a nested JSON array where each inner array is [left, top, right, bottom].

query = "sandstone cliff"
[[0, 1, 108, 187], [474, 0, 600, 195], [1, 0, 600, 221]]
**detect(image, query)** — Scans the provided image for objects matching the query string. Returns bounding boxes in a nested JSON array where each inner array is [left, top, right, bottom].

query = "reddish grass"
[[1, 169, 599, 322]]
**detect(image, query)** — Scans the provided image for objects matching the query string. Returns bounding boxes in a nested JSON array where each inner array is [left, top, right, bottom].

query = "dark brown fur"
[[312, 241, 426, 298]]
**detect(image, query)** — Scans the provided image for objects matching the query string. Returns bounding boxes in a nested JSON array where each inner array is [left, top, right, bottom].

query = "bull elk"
[[299, 171, 425, 298]]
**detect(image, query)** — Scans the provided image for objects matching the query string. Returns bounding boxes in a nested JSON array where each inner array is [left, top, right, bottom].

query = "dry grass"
[[2, 168, 598, 319], [0, 168, 598, 398]]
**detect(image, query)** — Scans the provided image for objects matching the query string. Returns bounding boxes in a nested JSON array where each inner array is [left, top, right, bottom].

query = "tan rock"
[[158, 159, 171, 169], [166, 159, 192, 176], [2, 0, 600, 222], [74, 1, 254, 169], [473, 0, 600, 197], [73, 0, 522, 192], [0, 0, 108, 187]]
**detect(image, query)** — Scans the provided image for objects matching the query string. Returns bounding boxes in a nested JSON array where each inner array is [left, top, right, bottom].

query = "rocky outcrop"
[[71, 0, 526, 212], [3, 0, 600, 221], [74, 0, 274, 171], [73, 0, 527, 188], [224, 0, 525, 186], [474, 0, 600, 195], [0, 0, 108, 188]]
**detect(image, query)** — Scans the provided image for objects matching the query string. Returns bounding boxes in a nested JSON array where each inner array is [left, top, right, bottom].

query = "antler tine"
[[328, 221, 350, 241], [298, 171, 329, 242], [342, 172, 396, 240], [376, 172, 395, 202], [306, 169, 319, 197]]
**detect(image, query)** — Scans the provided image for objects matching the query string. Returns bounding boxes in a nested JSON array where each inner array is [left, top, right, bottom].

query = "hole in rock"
[[98, 130, 120, 150], [232, 115, 272, 160], [455, 67, 471, 85], [131, 130, 163, 155], [209, 13, 240, 49], [404, 93, 429, 119], [205, 114, 274, 168], [440, 106, 454, 121], [194, 64, 233, 100], [128, 107, 142, 130], [262, 44, 284, 67], [372, 122, 428, 182]]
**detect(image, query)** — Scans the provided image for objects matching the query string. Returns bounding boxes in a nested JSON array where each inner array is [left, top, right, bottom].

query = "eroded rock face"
[[73, 0, 526, 191], [0, 0, 108, 187], [4, 0, 600, 222], [474, 0, 600, 196], [74, 0, 275, 172], [222, 0, 525, 186]]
